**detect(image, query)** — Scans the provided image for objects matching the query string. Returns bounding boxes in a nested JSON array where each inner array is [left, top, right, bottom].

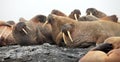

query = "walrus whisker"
[[22, 28, 28, 34], [67, 31, 73, 42], [74, 14, 78, 21], [42, 20, 48, 27], [62, 33, 67, 45]]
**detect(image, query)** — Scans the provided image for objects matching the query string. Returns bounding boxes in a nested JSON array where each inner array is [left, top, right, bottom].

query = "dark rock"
[[0, 43, 93, 62]]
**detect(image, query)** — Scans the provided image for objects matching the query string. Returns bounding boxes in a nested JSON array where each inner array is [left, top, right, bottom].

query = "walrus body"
[[78, 15, 99, 21], [79, 46, 120, 62], [100, 15, 118, 23], [0, 21, 16, 46], [13, 15, 53, 45], [79, 41, 120, 62], [48, 14, 120, 47]]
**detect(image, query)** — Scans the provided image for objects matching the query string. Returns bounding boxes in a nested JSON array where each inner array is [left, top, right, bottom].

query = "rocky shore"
[[0, 43, 94, 62]]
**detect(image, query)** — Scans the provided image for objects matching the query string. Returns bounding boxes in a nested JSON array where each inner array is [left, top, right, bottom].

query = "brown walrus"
[[68, 9, 81, 21], [51, 9, 67, 16], [103, 37, 120, 49], [19, 17, 27, 22], [78, 15, 99, 21], [0, 21, 16, 46], [79, 42, 120, 62], [48, 14, 120, 47], [86, 8, 107, 18], [100, 15, 118, 23], [6, 20, 15, 25], [13, 15, 54, 45]]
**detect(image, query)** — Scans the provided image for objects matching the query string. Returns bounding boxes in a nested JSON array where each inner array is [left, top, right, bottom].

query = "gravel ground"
[[0, 43, 94, 62]]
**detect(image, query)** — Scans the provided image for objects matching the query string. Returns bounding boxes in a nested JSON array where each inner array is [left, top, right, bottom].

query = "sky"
[[0, 0, 120, 22]]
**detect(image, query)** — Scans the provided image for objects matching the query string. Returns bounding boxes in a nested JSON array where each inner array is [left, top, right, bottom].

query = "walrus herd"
[[0, 8, 120, 62]]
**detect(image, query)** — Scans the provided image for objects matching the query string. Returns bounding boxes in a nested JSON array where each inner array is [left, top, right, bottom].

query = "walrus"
[[0, 21, 16, 46], [78, 15, 99, 21], [68, 9, 81, 21], [6, 20, 15, 25], [51, 9, 67, 16], [100, 15, 118, 23], [79, 42, 120, 62], [13, 15, 54, 45], [48, 14, 120, 47], [19, 17, 27, 22], [86, 8, 107, 18], [103, 37, 120, 49]]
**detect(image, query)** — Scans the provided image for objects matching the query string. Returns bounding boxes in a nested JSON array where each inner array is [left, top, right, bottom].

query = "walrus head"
[[69, 9, 81, 21], [86, 8, 97, 16], [48, 14, 76, 46], [30, 15, 47, 23], [86, 8, 107, 18], [13, 14, 49, 45], [51, 9, 67, 16], [92, 43, 113, 53]]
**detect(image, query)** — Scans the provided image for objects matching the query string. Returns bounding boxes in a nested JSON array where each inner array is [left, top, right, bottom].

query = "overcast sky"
[[0, 0, 120, 22]]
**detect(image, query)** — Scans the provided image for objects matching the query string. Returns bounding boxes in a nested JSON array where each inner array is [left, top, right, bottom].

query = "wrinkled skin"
[[13, 15, 54, 45], [68, 9, 81, 20], [0, 21, 16, 46], [48, 14, 120, 47], [86, 8, 107, 18]]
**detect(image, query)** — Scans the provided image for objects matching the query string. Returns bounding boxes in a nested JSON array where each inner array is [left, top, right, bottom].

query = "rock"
[[0, 43, 93, 62]]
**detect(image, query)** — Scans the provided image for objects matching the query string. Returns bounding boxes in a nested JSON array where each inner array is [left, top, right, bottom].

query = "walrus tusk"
[[74, 14, 78, 21], [90, 12, 93, 16], [22, 28, 28, 34], [67, 31, 73, 42], [0, 27, 7, 38], [62, 33, 67, 45], [42, 21, 48, 27]]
